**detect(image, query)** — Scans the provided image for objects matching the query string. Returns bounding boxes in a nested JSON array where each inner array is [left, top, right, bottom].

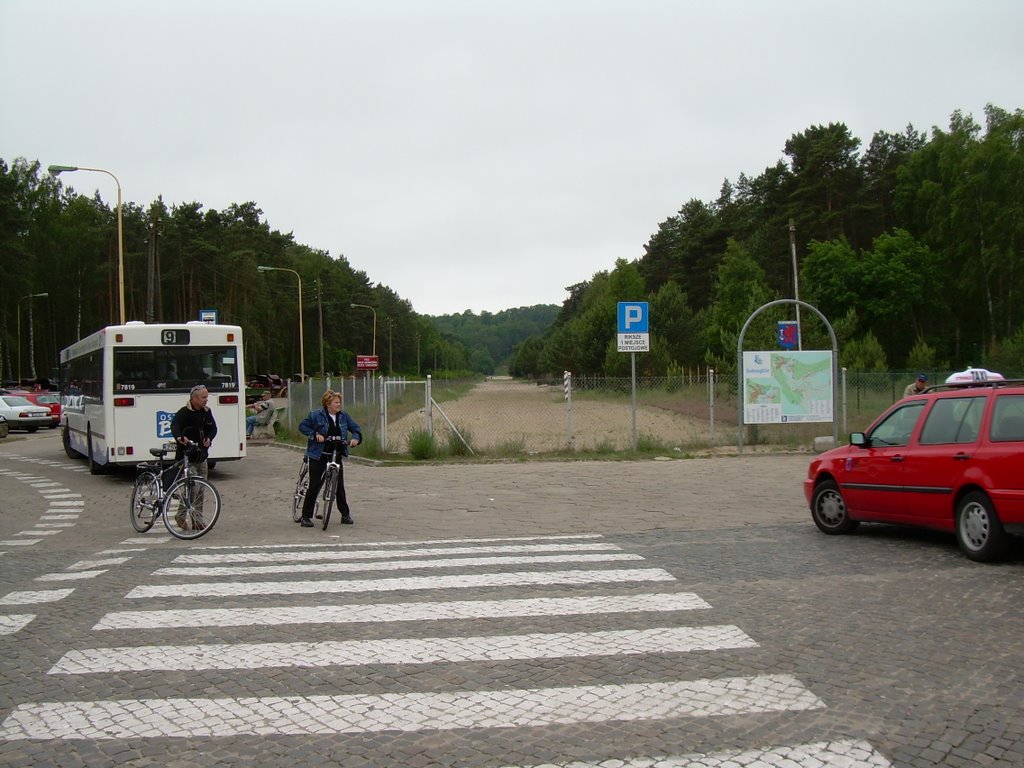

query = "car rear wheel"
[[956, 491, 1009, 562], [811, 479, 859, 534]]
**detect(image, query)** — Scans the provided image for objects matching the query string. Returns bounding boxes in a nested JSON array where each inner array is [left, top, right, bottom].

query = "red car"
[[12, 390, 62, 428], [805, 369, 1024, 562]]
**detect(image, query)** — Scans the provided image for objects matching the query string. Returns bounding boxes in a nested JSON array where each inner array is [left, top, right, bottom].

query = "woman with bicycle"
[[297, 389, 361, 528]]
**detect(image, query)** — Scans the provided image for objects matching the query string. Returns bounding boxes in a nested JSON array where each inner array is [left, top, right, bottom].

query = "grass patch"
[[407, 428, 439, 460]]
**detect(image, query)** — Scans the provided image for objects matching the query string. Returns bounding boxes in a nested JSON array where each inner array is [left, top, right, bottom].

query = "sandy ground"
[[383, 377, 736, 454]]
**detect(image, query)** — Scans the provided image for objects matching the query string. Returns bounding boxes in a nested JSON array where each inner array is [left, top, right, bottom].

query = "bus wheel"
[[87, 428, 105, 475], [62, 425, 81, 459]]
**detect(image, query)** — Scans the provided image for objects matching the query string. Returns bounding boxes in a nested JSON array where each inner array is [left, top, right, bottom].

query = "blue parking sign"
[[617, 302, 649, 333]]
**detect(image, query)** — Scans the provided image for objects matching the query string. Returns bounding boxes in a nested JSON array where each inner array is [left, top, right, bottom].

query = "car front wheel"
[[811, 478, 859, 535], [956, 491, 1009, 562]]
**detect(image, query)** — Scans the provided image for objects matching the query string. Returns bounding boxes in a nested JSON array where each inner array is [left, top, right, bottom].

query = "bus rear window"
[[113, 347, 239, 393]]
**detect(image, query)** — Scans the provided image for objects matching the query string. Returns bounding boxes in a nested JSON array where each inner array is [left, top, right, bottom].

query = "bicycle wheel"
[[129, 470, 160, 533], [292, 460, 309, 522], [162, 477, 221, 540], [320, 469, 337, 530]]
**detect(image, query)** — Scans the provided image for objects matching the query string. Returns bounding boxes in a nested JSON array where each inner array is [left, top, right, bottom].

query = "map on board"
[[742, 350, 833, 424]]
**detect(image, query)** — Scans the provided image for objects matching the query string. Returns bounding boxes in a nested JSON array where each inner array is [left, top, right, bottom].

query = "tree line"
[[0, 161, 484, 384], [4, 103, 1021, 386], [510, 104, 1024, 378]]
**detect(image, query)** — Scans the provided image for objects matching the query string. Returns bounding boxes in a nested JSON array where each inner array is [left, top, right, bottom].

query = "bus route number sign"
[[161, 330, 191, 346]]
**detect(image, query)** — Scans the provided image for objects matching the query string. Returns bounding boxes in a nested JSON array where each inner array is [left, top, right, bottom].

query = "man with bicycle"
[[297, 389, 361, 528], [170, 384, 218, 531]]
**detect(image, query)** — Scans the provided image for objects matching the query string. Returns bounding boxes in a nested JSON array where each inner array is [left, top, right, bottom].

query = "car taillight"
[[219, 395, 239, 404], [113, 397, 135, 407]]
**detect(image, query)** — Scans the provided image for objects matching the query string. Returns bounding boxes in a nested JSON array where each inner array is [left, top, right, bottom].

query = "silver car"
[[0, 395, 51, 432]]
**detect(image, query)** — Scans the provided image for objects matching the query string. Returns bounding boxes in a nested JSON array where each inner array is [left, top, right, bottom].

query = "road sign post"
[[617, 302, 650, 450]]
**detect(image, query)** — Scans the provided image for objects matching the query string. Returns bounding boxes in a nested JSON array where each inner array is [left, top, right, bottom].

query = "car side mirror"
[[850, 432, 868, 448]]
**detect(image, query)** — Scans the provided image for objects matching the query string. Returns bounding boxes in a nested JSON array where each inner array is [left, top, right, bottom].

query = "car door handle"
[[953, 453, 971, 461], [890, 455, 905, 462]]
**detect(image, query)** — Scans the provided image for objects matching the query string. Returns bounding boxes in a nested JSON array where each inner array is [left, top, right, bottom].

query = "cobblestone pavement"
[[1, 432, 1022, 767]]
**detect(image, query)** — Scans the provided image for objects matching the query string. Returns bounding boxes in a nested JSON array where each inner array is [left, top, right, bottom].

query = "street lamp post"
[[18, 292, 49, 385], [350, 303, 377, 358], [257, 266, 304, 383], [48, 165, 125, 324]]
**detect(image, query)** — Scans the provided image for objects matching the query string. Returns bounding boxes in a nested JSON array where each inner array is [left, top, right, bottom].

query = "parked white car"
[[0, 395, 51, 432]]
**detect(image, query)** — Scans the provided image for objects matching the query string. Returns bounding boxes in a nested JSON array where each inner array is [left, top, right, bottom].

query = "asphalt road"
[[1, 430, 1022, 767]]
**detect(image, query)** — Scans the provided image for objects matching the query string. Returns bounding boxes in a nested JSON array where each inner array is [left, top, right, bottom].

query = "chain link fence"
[[271, 369, 1020, 457]]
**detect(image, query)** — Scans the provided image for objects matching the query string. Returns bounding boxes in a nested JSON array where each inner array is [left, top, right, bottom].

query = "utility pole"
[[146, 213, 161, 323], [386, 317, 394, 374], [789, 218, 802, 350], [316, 276, 325, 377]]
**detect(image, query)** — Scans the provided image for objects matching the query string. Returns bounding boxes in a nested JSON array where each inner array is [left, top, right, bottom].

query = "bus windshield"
[[113, 346, 240, 394]]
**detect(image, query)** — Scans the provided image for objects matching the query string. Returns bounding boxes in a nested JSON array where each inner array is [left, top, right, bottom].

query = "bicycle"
[[291, 456, 320, 523], [318, 436, 350, 529], [129, 441, 222, 540]]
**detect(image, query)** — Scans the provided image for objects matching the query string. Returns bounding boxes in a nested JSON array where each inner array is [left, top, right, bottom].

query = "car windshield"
[[1, 396, 33, 407], [34, 395, 60, 404]]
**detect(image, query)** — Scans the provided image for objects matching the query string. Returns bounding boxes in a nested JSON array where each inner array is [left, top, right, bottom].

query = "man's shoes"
[[341, 515, 353, 525], [300, 518, 314, 527]]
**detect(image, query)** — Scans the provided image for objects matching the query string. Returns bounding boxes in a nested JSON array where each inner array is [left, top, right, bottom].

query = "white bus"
[[59, 321, 246, 473]]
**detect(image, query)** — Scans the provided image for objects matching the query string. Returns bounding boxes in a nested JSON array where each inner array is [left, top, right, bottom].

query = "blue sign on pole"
[[617, 302, 649, 333], [777, 320, 799, 349]]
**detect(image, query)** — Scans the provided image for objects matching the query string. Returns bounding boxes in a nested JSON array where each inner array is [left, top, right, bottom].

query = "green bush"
[[407, 428, 438, 460]]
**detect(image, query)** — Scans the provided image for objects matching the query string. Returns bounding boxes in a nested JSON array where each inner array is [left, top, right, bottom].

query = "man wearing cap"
[[903, 373, 928, 398]]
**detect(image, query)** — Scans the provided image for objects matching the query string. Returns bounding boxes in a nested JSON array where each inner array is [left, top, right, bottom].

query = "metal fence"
[[274, 369, 1020, 457]]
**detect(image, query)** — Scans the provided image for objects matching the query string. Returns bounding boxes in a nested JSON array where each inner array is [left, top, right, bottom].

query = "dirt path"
[[385, 377, 733, 453]]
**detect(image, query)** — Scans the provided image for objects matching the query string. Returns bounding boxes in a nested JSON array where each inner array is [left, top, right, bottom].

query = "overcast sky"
[[2, 1, 1022, 316]]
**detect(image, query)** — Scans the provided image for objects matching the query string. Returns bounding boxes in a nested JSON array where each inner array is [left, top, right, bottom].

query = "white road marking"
[[95, 592, 711, 629], [0, 614, 35, 635], [193, 533, 606, 552], [36, 571, 108, 582], [496, 739, 892, 767], [17, 530, 61, 536], [155, 552, 641, 578], [173, 542, 623, 564], [69, 558, 131, 570], [126, 567, 676, 599], [0, 589, 74, 605], [0, 540, 40, 546], [52, 625, 756, 673], [47, 500, 85, 506], [0, 674, 824, 740]]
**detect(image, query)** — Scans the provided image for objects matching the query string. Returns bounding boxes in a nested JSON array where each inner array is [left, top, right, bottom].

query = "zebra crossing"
[[0, 456, 86, 550], [0, 534, 894, 765]]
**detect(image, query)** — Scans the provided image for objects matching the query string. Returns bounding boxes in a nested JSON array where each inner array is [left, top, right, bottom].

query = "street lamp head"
[[257, 266, 272, 272], [47, 164, 79, 178]]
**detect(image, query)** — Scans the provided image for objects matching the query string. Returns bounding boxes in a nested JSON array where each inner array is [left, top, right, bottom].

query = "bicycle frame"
[[319, 437, 347, 529], [130, 441, 220, 539]]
